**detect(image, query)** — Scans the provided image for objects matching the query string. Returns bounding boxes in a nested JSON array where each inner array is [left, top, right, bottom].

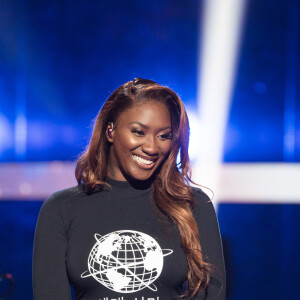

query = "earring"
[[107, 122, 114, 138]]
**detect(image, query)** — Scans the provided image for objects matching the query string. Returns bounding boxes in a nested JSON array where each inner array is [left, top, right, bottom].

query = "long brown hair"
[[75, 78, 211, 298]]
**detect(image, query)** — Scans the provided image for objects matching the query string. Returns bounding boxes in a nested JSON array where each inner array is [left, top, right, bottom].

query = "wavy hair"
[[75, 78, 211, 298]]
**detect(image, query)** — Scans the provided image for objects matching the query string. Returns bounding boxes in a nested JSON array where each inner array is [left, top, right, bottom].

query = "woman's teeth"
[[132, 155, 154, 165]]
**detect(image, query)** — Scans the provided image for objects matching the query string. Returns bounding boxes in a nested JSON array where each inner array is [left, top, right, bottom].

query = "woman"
[[33, 78, 226, 300]]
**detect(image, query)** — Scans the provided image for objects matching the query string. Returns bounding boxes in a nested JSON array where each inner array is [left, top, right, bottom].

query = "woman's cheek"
[[160, 141, 172, 154], [127, 136, 141, 148]]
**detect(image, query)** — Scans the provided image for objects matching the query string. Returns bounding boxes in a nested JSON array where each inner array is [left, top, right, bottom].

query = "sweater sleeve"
[[192, 188, 226, 300], [33, 192, 71, 300]]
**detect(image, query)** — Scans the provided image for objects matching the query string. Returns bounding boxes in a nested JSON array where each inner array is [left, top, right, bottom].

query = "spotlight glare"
[[194, 0, 247, 204]]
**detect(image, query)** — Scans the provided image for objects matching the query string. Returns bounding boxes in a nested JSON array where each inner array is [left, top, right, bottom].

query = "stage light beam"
[[193, 0, 247, 204]]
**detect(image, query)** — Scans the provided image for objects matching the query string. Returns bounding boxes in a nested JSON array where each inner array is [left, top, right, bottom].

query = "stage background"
[[0, 0, 299, 299]]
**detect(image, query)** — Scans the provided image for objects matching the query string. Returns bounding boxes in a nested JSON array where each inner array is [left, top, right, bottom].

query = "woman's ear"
[[106, 122, 114, 142]]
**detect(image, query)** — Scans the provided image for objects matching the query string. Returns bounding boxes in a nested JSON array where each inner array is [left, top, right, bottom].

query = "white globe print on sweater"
[[81, 230, 173, 293]]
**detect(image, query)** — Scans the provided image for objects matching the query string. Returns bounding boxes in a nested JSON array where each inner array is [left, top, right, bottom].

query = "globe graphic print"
[[81, 230, 173, 293]]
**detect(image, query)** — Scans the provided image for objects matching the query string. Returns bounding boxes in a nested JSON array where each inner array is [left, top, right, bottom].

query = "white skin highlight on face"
[[106, 101, 172, 182]]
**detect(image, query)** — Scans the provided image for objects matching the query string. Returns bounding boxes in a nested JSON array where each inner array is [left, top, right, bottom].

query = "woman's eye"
[[159, 133, 172, 140], [131, 129, 144, 136]]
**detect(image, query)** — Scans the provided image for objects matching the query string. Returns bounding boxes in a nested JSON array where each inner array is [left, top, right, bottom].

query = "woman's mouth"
[[132, 154, 155, 168]]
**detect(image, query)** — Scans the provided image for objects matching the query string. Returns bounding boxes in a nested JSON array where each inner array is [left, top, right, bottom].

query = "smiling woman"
[[107, 101, 172, 181], [33, 78, 226, 300]]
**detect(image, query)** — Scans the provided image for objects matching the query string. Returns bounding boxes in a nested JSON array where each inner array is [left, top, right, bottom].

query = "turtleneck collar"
[[105, 177, 152, 198]]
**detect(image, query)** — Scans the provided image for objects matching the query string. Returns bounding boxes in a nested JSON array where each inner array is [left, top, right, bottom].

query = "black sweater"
[[33, 178, 225, 300]]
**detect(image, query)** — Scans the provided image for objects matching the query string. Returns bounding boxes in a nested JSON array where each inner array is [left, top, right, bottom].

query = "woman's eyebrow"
[[128, 121, 149, 129], [128, 121, 171, 131]]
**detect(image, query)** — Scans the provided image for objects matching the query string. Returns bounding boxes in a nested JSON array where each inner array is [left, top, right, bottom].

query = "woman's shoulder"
[[191, 186, 212, 205], [48, 185, 84, 202], [41, 185, 85, 211], [190, 186, 217, 222]]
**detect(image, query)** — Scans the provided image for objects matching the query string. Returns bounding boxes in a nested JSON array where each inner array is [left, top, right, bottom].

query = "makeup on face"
[[107, 101, 172, 182]]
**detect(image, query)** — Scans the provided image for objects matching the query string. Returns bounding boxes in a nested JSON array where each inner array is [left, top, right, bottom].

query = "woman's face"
[[107, 100, 172, 181]]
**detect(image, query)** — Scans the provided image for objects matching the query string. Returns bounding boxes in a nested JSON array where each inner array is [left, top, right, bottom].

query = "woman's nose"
[[141, 136, 159, 155]]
